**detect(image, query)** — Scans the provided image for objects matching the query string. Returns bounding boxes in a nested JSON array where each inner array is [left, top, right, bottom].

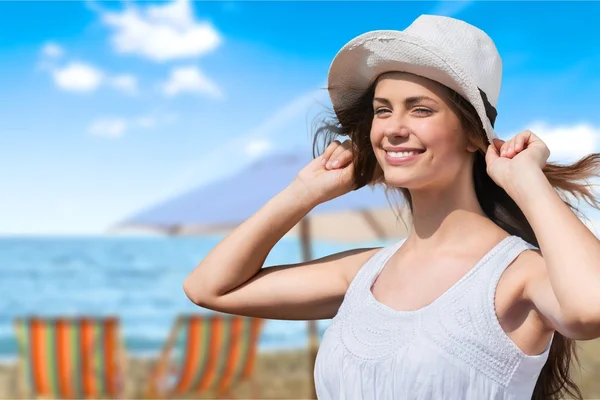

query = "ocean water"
[[0, 235, 393, 361]]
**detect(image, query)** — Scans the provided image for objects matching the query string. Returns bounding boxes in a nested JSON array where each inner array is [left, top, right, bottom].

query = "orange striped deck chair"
[[146, 314, 264, 399], [14, 316, 126, 399]]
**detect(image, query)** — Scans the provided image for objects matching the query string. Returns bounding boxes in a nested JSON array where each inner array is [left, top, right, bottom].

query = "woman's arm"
[[182, 180, 379, 320], [183, 140, 378, 320], [496, 141, 600, 340]]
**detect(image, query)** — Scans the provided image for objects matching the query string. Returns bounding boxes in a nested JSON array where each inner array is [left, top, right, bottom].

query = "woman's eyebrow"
[[373, 96, 438, 106]]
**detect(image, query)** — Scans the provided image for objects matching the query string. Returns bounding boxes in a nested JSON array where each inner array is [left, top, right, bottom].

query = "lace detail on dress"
[[315, 235, 550, 400], [421, 236, 534, 386], [339, 292, 419, 361], [331, 236, 541, 383]]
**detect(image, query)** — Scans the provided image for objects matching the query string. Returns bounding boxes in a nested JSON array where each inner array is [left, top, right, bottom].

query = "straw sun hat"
[[327, 14, 502, 144]]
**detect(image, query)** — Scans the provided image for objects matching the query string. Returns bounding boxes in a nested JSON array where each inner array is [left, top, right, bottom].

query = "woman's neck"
[[404, 180, 502, 251]]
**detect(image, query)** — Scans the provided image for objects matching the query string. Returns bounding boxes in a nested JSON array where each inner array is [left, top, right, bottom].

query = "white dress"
[[314, 235, 551, 400]]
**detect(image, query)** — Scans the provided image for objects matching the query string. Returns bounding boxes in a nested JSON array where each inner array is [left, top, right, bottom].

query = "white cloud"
[[100, 0, 221, 62], [88, 117, 127, 138], [525, 121, 600, 164], [109, 74, 138, 95], [51, 61, 139, 95], [245, 139, 272, 158], [52, 62, 104, 93], [88, 112, 177, 138], [162, 66, 222, 98], [42, 42, 64, 59], [37, 43, 65, 71]]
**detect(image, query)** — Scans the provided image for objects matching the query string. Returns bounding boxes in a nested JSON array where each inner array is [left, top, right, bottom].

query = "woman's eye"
[[414, 108, 432, 115], [374, 108, 391, 115]]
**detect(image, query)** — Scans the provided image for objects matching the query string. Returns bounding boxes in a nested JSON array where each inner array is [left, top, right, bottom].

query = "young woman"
[[183, 15, 600, 399]]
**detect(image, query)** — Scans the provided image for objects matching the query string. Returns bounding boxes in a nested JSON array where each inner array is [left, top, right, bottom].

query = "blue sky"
[[2, 0, 600, 235]]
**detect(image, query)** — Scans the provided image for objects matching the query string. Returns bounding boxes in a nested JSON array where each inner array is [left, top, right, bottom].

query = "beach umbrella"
[[113, 150, 410, 398], [116, 151, 410, 239]]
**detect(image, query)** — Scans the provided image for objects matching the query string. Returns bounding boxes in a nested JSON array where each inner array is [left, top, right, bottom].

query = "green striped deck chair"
[[146, 314, 264, 399], [14, 316, 126, 399]]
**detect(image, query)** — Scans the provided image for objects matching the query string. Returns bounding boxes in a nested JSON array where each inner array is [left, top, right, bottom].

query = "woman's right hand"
[[292, 139, 357, 206]]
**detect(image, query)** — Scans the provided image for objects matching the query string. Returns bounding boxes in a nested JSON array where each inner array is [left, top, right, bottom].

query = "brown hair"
[[313, 77, 600, 400]]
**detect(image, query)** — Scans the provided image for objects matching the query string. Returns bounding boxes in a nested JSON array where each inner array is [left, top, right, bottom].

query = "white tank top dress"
[[314, 235, 552, 400]]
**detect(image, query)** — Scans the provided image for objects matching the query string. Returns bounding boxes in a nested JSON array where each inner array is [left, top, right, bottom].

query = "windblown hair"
[[312, 78, 600, 400]]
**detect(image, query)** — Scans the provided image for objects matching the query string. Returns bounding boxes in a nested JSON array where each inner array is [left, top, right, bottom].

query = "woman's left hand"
[[485, 129, 550, 190]]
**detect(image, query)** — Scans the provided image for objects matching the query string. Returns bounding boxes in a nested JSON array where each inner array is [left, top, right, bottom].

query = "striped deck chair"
[[146, 314, 264, 399], [14, 316, 126, 399]]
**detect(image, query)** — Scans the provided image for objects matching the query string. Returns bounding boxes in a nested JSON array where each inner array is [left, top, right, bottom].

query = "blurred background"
[[2, 0, 600, 398]]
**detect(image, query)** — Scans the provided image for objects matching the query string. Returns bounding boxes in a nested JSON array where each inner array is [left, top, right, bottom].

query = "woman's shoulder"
[[509, 241, 544, 271], [340, 239, 406, 288], [500, 235, 546, 297], [496, 232, 543, 271], [464, 228, 544, 283]]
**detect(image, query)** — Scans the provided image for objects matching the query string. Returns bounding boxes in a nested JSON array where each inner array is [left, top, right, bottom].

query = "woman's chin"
[[382, 172, 416, 189]]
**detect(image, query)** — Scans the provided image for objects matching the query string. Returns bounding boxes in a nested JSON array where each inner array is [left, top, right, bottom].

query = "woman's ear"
[[466, 140, 479, 153]]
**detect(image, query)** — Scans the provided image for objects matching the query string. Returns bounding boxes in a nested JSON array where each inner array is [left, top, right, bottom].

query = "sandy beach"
[[0, 349, 314, 399], [1, 340, 599, 399]]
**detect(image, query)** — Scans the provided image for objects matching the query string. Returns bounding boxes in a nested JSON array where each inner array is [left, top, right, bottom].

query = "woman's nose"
[[383, 117, 411, 139]]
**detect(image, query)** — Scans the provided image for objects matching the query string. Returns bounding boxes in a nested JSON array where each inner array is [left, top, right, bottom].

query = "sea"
[[0, 235, 394, 362]]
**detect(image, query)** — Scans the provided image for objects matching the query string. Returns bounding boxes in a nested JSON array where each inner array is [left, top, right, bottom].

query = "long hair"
[[312, 78, 600, 400]]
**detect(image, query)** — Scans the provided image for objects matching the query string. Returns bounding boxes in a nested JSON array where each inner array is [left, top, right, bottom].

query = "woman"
[[183, 15, 600, 399]]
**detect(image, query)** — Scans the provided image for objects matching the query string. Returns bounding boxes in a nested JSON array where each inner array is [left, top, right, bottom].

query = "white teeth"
[[387, 151, 419, 158]]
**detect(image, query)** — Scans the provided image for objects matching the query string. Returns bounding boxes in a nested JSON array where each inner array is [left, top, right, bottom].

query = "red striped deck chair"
[[14, 316, 126, 399], [146, 314, 264, 399]]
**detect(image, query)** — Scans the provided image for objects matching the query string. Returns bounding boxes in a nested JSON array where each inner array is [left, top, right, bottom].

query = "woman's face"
[[370, 72, 476, 191]]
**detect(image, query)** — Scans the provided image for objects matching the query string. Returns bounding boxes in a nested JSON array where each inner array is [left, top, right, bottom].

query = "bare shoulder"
[[511, 246, 545, 270], [493, 242, 545, 311], [503, 245, 546, 295], [501, 245, 552, 326], [306, 246, 384, 287], [495, 244, 557, 353]]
